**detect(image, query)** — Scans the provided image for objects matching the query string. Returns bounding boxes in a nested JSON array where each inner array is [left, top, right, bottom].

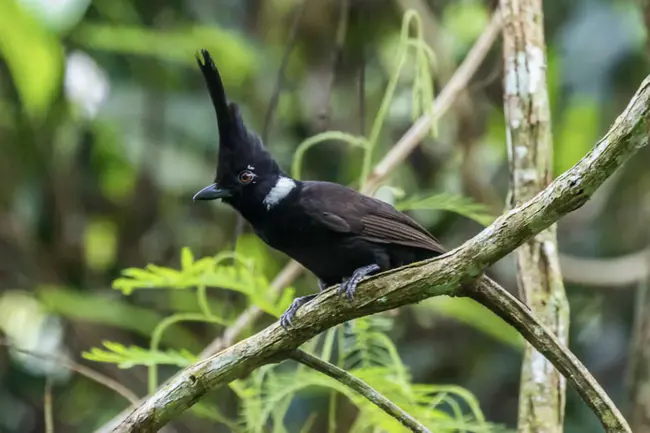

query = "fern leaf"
[[181, 247, 194, 272], [82, 341, 195, 368]]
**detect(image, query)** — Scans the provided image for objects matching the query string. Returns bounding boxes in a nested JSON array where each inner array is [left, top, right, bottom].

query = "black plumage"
[[193, 49, 446, 328]]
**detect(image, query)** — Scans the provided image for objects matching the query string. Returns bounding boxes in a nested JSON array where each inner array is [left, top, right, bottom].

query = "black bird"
[[193, 49, 446, 328]]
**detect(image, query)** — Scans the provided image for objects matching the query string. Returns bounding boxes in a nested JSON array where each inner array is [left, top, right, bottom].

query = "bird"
[[192, 49, 446, 329]]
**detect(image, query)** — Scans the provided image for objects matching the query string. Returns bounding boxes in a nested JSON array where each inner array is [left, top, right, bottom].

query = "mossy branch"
[[112, 74, 650, 433]]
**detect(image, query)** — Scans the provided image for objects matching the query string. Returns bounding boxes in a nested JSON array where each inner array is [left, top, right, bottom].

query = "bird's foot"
[[280, 294, 317, 329], [318, 279, 329, 292], [339, 264, 381, 301]]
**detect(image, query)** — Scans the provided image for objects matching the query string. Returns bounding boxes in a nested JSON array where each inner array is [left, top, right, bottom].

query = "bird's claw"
[[280, 306, 294, 329], [338, 264, 381, 301], [338, 277, 358, 301], [280, 294, 316, 330]]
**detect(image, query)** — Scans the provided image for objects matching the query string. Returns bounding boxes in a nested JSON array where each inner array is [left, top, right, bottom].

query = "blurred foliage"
[[83, 246, 502, 432], [0, 0, 648, 432], [0, 0, 63, 118]]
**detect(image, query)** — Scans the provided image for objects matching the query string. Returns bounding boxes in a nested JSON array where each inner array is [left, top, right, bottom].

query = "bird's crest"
[[196, 49, 280, 182]]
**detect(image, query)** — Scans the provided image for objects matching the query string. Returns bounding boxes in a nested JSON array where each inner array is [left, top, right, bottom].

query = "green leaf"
[[36, 286, 202, 350], [191, 403, 243, 432], [0, 0, 63, 118], [71, 23, 257, 84], [113, 263, 189, 294], [82, 341, 195, 369], [343, 316, 404, 374], [235, 233, 282, 280], [84, 218, 117, 271], [554, 96, 600, 175], [396, 192, 496, 226], [442, 0, 490, 52], [181, 247, 194, 272], [418, 297, 524, 350]]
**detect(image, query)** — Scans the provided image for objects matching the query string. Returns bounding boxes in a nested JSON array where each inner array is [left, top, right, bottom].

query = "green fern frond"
[[420, 297, 524, 349], [112, 247, 292, 316], [342, 316, 402, 373], [81, 341, 195, 368], [396, 192, 496, 226], [254, 365, 490, 433], [191, 402, 244, 432]]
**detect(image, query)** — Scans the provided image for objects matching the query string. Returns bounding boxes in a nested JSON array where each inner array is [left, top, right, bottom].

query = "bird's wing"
[[301, 181, 446, 254]]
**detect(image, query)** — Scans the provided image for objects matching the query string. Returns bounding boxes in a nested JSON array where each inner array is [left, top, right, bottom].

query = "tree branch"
[[499, 0, 569, 431], [288, 349, 430, 433], [364, 10, 503, 194], [114, 73, 650, 433], [559, 249, 650, 287]]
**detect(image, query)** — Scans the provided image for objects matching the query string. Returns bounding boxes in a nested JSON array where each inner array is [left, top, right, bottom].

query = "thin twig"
[[289, 349, 430, 433], [364, 10, 502, 194], [45, 377, 54, 433], [113, 70, 650, 432], [354, 4, 366, 136], [317, 0, 350, 129], [197, 9, 503, 360], [262, 0, 306, 142], [0, 340, 139, 404]]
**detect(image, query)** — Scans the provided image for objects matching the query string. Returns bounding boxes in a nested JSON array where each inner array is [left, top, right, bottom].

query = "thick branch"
[[114, 73, 650, 433], [288, 350, 430, 432], [499, 0, 569, 431]]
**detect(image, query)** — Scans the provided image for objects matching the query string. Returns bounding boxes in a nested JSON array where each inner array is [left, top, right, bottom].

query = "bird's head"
[[193, 50, 294, 215]]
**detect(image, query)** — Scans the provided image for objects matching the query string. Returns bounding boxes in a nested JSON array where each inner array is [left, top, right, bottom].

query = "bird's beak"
[[193, 183, 232, 201]]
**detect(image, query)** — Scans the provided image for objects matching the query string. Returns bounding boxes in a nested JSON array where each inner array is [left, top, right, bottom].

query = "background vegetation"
[[0, 0, 649, 432]]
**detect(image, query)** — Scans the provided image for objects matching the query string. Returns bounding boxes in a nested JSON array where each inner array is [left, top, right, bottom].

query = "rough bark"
[[109, 72, 650, 432], [499, 1, 569, 432]]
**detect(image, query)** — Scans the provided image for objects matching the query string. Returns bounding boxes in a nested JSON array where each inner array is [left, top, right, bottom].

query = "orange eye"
[[238, 170, 255, 184]]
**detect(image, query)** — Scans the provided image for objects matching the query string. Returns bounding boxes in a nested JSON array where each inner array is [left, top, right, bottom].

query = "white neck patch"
[[263, 177, 296, 210]]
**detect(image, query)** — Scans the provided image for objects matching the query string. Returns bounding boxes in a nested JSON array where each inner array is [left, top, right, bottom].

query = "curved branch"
[[288, 350, 430, 433], [559, 250, 650, 287], [114, 73, 650, 433]]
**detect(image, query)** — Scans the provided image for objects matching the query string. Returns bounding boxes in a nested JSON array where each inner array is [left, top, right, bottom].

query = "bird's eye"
[[238, 170, 255, 184]]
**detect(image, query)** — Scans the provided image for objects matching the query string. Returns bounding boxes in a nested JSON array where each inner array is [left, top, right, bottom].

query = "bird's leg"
[[339, 264, 381, 301], [280, 280, 327, 330], [280, 294, 317, 329]]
